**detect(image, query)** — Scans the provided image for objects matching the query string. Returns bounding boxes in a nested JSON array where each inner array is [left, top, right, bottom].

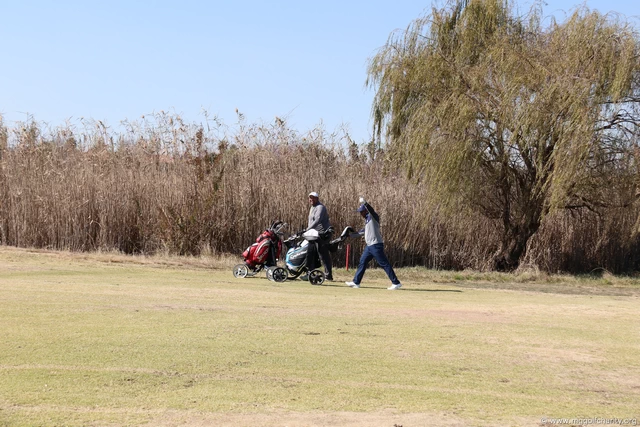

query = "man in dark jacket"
[[306, 191, 333, 281], [346, 197, 402, 290]]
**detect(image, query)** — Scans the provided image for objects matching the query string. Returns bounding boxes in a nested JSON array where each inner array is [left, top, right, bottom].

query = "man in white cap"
[[306, 191, 333, 281]]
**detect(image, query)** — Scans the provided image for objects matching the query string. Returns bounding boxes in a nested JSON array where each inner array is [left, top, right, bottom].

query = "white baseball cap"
[[308, 191, 319, 198]]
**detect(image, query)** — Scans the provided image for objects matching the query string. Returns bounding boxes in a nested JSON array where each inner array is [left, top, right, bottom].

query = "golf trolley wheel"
[[270, 267, 288, 283], [265, 266, 277, 281], [308, 269, 325, 285], [233, 264, 249, 278]]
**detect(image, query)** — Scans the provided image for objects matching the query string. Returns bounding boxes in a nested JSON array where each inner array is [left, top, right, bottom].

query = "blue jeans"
[[353, 243, 399, 285]]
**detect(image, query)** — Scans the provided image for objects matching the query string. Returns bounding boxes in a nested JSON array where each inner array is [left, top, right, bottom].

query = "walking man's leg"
[[370, 243, 400, 285], [318, 242, 333, 279], [350, 246, 373, 286]]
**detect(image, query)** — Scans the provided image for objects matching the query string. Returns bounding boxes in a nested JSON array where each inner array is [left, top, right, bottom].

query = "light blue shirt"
[[359, 203, 383, 246]]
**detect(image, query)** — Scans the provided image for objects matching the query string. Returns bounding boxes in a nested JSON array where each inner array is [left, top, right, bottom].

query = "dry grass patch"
[[1, 247, 639, 427]]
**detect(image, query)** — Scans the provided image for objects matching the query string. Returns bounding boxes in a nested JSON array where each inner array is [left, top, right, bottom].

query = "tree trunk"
[[493, 219, 541, 271]]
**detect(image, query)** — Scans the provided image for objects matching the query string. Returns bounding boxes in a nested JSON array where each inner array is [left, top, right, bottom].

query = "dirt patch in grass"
[[144, 409, 473, 427], [446, 279, 640, 297]]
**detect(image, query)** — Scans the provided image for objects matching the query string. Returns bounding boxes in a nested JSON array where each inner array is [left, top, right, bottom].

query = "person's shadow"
[[320, 282, 463, 292]]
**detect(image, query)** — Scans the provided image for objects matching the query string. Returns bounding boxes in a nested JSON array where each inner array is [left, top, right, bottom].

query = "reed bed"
[[1, 113, 639, 273]]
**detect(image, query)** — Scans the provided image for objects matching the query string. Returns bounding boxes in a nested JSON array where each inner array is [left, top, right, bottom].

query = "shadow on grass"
[[319, 283, 463, 292]]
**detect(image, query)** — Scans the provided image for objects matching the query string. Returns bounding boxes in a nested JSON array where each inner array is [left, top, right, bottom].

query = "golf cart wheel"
[[271, 267, 288, 283], [308, 269, 325, 285], [233, 264, 249, 278]]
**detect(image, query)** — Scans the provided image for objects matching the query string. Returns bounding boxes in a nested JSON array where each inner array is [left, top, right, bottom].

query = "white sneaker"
[[387, 283, 402, 290], [345, 281, 360, 288]]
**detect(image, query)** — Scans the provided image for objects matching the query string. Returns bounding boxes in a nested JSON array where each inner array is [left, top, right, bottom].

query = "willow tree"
[[368, 0, 640, 270]]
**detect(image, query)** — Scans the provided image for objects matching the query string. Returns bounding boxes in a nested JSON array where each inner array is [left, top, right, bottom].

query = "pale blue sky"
[[2, 0, 639, 144]]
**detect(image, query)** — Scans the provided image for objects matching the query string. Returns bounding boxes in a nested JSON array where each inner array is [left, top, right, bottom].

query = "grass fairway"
[[0, 247, 639, 426]]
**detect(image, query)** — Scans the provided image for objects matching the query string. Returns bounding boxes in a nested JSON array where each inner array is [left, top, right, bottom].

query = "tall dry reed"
[[1, 113, 639, 273]]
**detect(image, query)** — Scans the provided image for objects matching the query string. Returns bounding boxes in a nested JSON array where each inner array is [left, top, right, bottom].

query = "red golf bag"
[[242, 225, 283, 269]]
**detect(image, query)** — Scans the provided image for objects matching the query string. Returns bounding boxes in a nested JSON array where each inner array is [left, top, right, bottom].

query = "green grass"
[[0, 247, 639, 426]]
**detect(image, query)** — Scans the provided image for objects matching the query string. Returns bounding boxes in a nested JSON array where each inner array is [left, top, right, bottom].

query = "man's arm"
[[362, 203, 380, 223]]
